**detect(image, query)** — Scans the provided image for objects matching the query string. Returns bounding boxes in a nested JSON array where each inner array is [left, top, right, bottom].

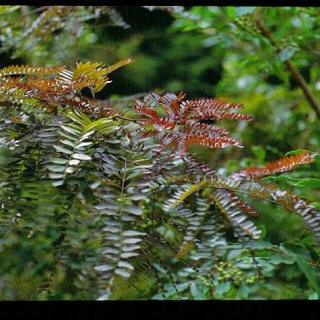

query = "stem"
[[284, 60, 320, 119], [254, 9, 320, 120]]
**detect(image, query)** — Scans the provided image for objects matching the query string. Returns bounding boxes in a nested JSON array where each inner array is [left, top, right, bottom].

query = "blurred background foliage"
[[0, 5, 320, 300]]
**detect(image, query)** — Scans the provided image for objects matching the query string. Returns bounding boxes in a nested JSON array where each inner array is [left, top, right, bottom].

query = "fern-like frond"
[[104, 59, 134, 76], [183, 127, 243, 149], [0, 61, 133, 117], [209, 189, 262, 246], [208, 178, 320, 241], [164, 180, 209, 211], [73, 59, 133, 94], [48, 109, 111, 186], [175, 198, 209, 259], [183, 98, 245, 110], [134, 92, 251, 157], [0, 64, 65, 77], [133, 100, 160, 120], [184, 155, 218, 179], [231, 150, 314, 181], [227, 190, 260, 217], [92, 155, 148, 299]]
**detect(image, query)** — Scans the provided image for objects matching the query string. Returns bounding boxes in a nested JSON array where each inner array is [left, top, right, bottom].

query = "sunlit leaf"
[[123, 230, 146, 237], [73, 153, 92, 160], [53, 145, 73, 154], [123, 205, 143, 216], [94, 265, 114, 272], [118, 261, 134, 270], [123, 238, 142, 244], [115, 268, 131, 277]]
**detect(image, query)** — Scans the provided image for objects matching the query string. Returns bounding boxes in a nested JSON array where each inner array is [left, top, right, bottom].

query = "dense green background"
[[0, 6, 320, 300]]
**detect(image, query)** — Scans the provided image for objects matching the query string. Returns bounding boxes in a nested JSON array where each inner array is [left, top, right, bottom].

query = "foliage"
[[1, 60, 320, 300], [0, 5, 320, 301]]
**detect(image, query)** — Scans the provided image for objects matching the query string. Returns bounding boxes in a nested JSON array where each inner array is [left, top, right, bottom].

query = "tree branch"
[[254, 9, 320, 120]]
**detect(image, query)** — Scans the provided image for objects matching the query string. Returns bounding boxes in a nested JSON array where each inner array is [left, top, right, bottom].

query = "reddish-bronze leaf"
[[231, 151, 314, 181], [133, 100, 159, 120], [134, 92, 251, 157]]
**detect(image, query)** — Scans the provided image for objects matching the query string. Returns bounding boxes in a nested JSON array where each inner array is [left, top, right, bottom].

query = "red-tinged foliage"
[[134, 92, 251, 156], [227, 190, 260, 217], [231, 151, 314, 181]]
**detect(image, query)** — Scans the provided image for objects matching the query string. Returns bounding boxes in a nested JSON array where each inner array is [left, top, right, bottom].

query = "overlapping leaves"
[[134, 92, 252, 156]]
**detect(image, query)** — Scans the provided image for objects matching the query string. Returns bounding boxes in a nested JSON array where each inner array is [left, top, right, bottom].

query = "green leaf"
[[65, 167, 75, 174], [68, 159, 80, 166], [280, 242, 320, 296], [53, 145, 73, 155], [73, 153, 92, 160], [81, 130, 95, 139], [252, 240, 274, 250], [215, 281, 231, 298], [89, 181, 101, 189], [125, 171, 147, 181], [295, 257, 320, 296], [103, 225, 119, 233], [95, 203, 118, 210], [50, 157, 68, 164], [106, 235, 120, 241], [60, 125, 81, 135], [94, 264, 114, 272], [269, 253, 295, 265], [263, 175, 300, 183], [123, 230, 146, 237], [115, 268, 131, 277], [58, 131, 78, 141], [49, 173, 64, 179], [47, 165, 65, 172], [123, 205, 143, 216], [52, 180, 64, 187], [38, 132, 58, 138], [123, 244, 140, 252], [123, 194, 146, 201], [76, 141, 93, 148], [102, 248, 119, 254], [118, 261, 134, 270], [123, 238, 142, 244], [120, 252, 139, 259], [190, 282, 205, 300], [294, 178, 320, 188], [285, 149, 306, 156], [60, 139, 76, 148], [280, 242, 310, 259]]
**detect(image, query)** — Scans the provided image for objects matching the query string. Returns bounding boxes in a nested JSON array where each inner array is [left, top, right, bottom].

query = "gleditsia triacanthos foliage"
[[0, 60, 319, 299]]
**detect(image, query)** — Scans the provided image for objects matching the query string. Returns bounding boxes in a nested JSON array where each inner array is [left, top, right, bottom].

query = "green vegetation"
[[0, 6, 320, 300]]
